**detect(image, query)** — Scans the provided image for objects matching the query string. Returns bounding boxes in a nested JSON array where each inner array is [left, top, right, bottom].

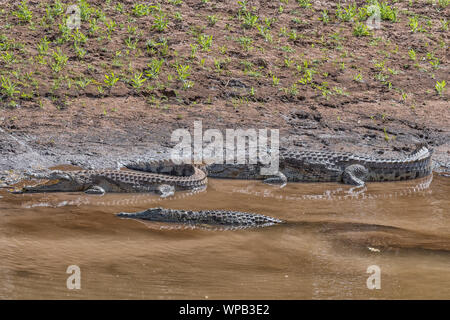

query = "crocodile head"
[[21, 172, 85, 193], [117, 207, 172, 222]]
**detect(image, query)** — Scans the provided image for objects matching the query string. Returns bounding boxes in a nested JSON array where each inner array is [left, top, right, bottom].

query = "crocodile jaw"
[[22, 179, 85, 193]]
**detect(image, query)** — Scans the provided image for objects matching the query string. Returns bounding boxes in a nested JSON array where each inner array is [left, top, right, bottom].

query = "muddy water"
[[0, 175, 449, 299]]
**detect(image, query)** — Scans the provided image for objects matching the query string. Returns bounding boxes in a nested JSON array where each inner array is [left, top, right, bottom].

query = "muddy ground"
[[0, 1, 448, 184]]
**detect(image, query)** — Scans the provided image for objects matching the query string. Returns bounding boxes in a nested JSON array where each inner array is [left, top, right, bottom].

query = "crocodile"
[[117, 207, 283, 229], [18, 161, 207, 196], [206, 144, 433, 187], [16, 144, 433, 194]]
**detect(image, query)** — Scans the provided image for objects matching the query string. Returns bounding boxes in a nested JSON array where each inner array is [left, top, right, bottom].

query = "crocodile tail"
[[402, 144, 433, 178], [407, 143, 433, 161]]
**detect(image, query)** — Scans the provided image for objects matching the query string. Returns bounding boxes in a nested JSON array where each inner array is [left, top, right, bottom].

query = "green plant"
[[287, 83, 299, 96], [174, 11, 182, 21], [37, 36, 50, 55], [427, 53, 441, 69], [353, 73, 363, 82], [146, 38, 169, 56], [76, 77, 91, 89], [401, 91, 408, 102], [288, 29, 299, 41], [127, 25, 137, 35], [317, 82, 331, 98], [213, 59, 222, 72], [130, 72, 146, 89], [388, 67, 399, 75], [378, 1, 398, 22], [0, 35, 11, 51], [197, 34, 213, 51], [1, 51, 16, 64], [297, 0, 312, 8], [383, 127, 391, 141], [319, 10, 330, 24], [441, 19, 449, 31], [145, 58, 164, 79], [257, 25, 272, 42], [408, 48, 416, 61], [238, 36, 253, 51], [283, 58, 293, 68], [438, 0, 449, 8], [176, 64, 190, 81], [272, 75, 280, 86], [219, 45, 227, 54], [190, 44, 198, 58], [1, 76, 19, 97], [115, 2, 124, 13], [207, 15, 218, 26], [104, 72, 119, 87], [153, 11, 168, 31], [45, 0, 64, 22], [435, 80, 446, 96], [353, 23, 371, 36], [88, 18, 100, 35], [51, 48, 68, 73], [132, 3, 151, 17], [409, 16, 420, 32], [71, 29, 88, 45], [13, 1, 32, 24], [336, 3, 357, 22], [79, 0, 93, 21], [264, 17, 276, 28], [124, 36, 138, 50], [105, 19, 117, 34], [242, 11, 258, 29], [74, 44, 87, 59]]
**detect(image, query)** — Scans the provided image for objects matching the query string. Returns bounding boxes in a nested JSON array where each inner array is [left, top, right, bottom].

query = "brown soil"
[[0, 1, 448, 174]]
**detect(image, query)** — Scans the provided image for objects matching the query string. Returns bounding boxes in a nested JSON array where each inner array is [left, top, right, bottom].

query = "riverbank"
[[0, 0, 448, 182]]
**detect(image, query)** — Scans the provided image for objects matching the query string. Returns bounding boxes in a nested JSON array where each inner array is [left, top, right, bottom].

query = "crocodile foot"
[[85, 185, 105, 195], [263, 171, 287, 188], [156, 184, 175, 198]]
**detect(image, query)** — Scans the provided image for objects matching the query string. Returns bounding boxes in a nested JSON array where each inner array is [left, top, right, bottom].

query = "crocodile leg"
[[342, 164, 369, 186]]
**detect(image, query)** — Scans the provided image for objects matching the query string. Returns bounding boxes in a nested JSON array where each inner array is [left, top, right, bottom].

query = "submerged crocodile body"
[[17, 145, 433, 194], [117, 207, 283, 229]]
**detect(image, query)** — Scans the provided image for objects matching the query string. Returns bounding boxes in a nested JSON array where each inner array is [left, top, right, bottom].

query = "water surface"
[[0, 175, 449, 299]]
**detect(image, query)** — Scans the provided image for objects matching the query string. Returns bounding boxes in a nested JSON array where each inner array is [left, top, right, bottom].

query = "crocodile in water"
[[19, 161, 207, 196], [206, 144, 433, 187], [117, 207, 283, 229]]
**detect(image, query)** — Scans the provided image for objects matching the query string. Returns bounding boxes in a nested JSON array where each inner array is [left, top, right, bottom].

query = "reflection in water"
[[228, 174, 434, 202], [0, 175, 449, 299]]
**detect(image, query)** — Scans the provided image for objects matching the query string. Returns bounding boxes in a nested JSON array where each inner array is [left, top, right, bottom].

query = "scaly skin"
[[18, 145, 433, 194], [117, 207, 283, 229], [20, 161, 207, 195], [207, 145, 433, 186]]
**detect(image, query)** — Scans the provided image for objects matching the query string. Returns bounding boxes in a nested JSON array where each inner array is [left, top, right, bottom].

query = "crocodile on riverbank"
[[117, 207, 283, 229], [16, 145, 433, 194], [18, 161, 207, 196], [206, 144, 433, 187]]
